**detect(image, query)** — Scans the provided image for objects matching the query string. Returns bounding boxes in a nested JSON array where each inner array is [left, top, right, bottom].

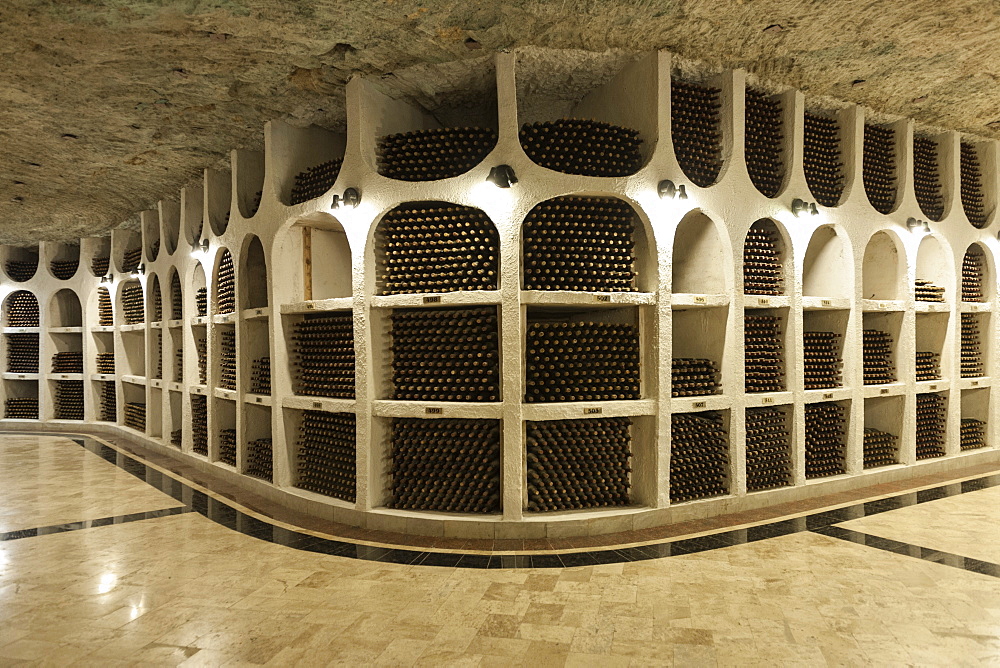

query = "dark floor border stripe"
[[5, 431, 1000, 572], [0, 507, 192, 541]]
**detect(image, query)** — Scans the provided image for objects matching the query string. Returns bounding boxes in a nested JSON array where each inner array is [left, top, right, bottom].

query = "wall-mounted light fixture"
[[193, 239, 209, 256], [131, 263, 145, 278], [486, 165, 517, 189], [101, 274, 113, 283], [658, 180, 688, 200], [791, 198, 819, 216], [907, 217, 930, 233], [332, 188, 362, 209]]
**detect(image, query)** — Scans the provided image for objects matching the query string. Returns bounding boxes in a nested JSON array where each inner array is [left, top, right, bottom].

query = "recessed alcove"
[[863, 396, 903, 468], [183, 184, 205, 248], [862, 121, 902, 214], [142, 209, 160, 262], [148, 386, 162, 438], [277, 215, 352, 303], [214, 398, 237, 466], [742, 218, 790, 296], [234, 151, 264, 221], [168, 390, 182, 447], [147, 274, 162, 323], [961, 243, 994, 303], [83, 237, 111, 277], [959, 139, 994, 229], [244, 402, 272, 480], [744, 86, 789, 198], [3, 291, 39, 327], [120, 330, 146, 377], [671, 70, 728, 187], [160, 199, 180, 255], [915, 234, 954, 303], [49, 289, 82, 329], [192, 263, 207, 318], [671, 306, 730, 396], [960, 388, 990, 451], [915, 311, 951, 380], [802, 108, 848, 207], [240, 235, 268, 310], [46, 242, 80, 280], [862, 311, 902, 385], [803, 225, 852, 299], [213, 249, 235, 315], [672, 209, 730, 296], [1, 245, 39, 282], [168, 268, 183, 321], [119, 279, 144, 326], [271, 120, 347, 206], [862, 230, 905, 301], [113, 229, 142, 274], [913, 133, 949, 222]]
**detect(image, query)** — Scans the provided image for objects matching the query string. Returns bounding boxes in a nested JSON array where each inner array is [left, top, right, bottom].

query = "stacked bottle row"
[[744, 407, 791, 491], [521, 119, 642, 177], [914, 278, 946, 302], [173, 348, 183, 381], [670, 79, 722, 187], [216, 251, 235, 314], [295, 411, 356, 502], [150, 283, 162, 322], [522, 196, 637, 292], [391, 307, 499, 402], [913, 136, 944, 220], [961, 314, 984, 378], [171, 428, 181, 447], [670, 411, 728, 502], [742, 225, 783, 295], [863, 428, 898, 468], [97, 289, 113, 326], [802, 331, 842, 389], [99, 381, 116, 421], [4, 398, 38, 419], [121, 283, 144, 324], [53, 380, 84, 420], [170, 275, 183, 319], [389, 417, 500, 513], [960, 142, 988, 229], [195, 335, 207, 384], [526, 418, 632, 511], [960, 418, 987, 450], [6, 334, 38, 372], [862, 330, 896, 385], [292, 313, 355, 398], [802, 113, 843, 207], [378, 127, 497, 181], [246, 437, 273, 482], [122, 247, 142, 273], [218, 329, 236, 390], [671, 358, 720, 397], [962, 249, 985, 301], [153, 332, 162, 379], [525, 320, 639, 402], [195, 288, 208, 317], [377, 203, 499, 295], [6, 257, 37, 281], [290, 158, 344, 205], [218, 428, 237, 466], [51, 351, 83, 373], [91, 255, 109, 277], [744, 314, 784, 393], [50, 258, 78, 280], [744, 88, 784, 198], [123, 401, 145, 431], [6, 292, 39, 326], [804, 402, 846, 478], [191, 395, 208, 455], [915, 393, 946, 459], [862, 124, 896, 214], [915, 351, 941, 382], [250, 357, 270, 394], [95, 352, 114, 374]]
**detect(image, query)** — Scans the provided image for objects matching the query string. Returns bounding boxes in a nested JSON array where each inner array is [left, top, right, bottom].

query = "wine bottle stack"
[[389, 417, 500, 513], [122, 246, 142, 273], [520, 119, 642, 177], [915, 278, 946, 302], [296, 411, 356, 502], [862, 330, 895, 385], [248, 191, 263, 218], [153, 332, 163, 379], [218, 328, 236, 390], [671, 80, 722, 187], [803, 113, 843, 207], [863, 124, 896, 214], [97, 288, 113, 326], [913, 136, 944, 220], [121, 283, 144, 324], [123, 401, 146, 432], [392, 307, 499, 402], [173, 348, 183, 381], [745, 407, 792, 491], [151, 283, 162, 322], [6, 291, 39, 326], [54, 380, 84, 420], [742, 226, 782, 295], [191, 395, 208, 455], [915, 393, 947, 459], [91, 255, 110, 277], [377, 203, 499, 295], [99, 382, 116, 421], [744, 314, 784, 393], [292, 313, 355, 398], [863, 428, 898, 468], [915, 351, 941, 382], [50, 258, 78, 279], [379, 127, 498, 181], [960, 418, 987, 450], [195, 336, 207, 384], [960, 142, 988, 228], [51, 351, 83, 373], [525, 321, 639, 403], [218, 428, 237, 466], [962, 248, 985, 302], [526, 418, 632, 512], [670, 411, 729, 502], [96, 352, 115, 374], [804, 401, 846, 478], [246, 438, 273, 482], [149, 239, 160, 261], [671, 358, 720, 397], [6, 334, 39, 372], [170, 275, 183, 319], [195, 288, 208, 317], [216, 251, 235, 314], [4, 398, 38, 419], [803, 331, 842, 389], [5, 258, 37, 281], [290, 158, 344, 205], [250, 357, 270, 394], [744, 88, 783, 198], [961, 314, 984, 378], [170, 429, 181, 447], [522, 197, 637, 292]]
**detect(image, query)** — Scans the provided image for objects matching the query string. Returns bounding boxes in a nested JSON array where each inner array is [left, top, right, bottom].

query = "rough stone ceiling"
[[1, 0, 999, 245]]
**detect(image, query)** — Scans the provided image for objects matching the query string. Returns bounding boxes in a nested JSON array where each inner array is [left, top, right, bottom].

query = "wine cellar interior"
[[2, 49, 1000, 539]]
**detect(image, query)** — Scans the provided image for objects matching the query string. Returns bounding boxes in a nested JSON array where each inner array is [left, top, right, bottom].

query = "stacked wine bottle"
[[915, 351, 941, 381], [915, 393, 946, 459], [5, 397, 38, 419], [670, 411, 728, 502], [290, 158, 343, 205], [525, 320, 638, 402], [863, 428, 898, 468], [216, 251, 235, 314], [195, 287, 208, 317], [195, 335, 207, 384], [122, 246, 142, 273], [91, 255, 110, 277], [6, 291, 39, 326], [148, 239, 160, 262], [671, 79, 722, 187], [803, 113, 843, 207], [379, 127, 497, 181], [51, 351, 83, 373], [960, 418, 987, 450], [6, 334, 38, 372], [961, 314, 984, 378], [150, 281, 162, 322], [520, 119, 642, 177], [54, 380, 84, 420], [377, 203, 498, 294], [171, 429, 182, 447], [803, 331, 842, 389], [5, 254, 37, 281], [671, 358, 720, 397], [123, 401, 146, 431], [526, 418, 632, 511], [915, 278, 946, 302], [170, 274, 183, 319], [962, 248, 985, 302], [392, 307, 499, 402], [522, 196, 636, 292], [744, 313, 784, 393], [173, 347, 183, 381], [247, 191, 262, 218], [804, 402, 846, 478], [95, 352, 115, 374], [295, 411, 356, 502], [292, 313, 355, 398], [121, 282, 144, 324], [862, 124, 896, 214], [744, 88, 783, 198], [246, 437, 273, 482], [250, 357, 270, 394], [50, 256, 79, 280], [960, 142, 988, 228], [191, 395, 208, 455], [389, 417, 500, 513], [99, 381, 116, 421], [862, 330, 895, 385], [153, 332, 163, 379], [218, 328, 236, 390], [218, 428, 237, 466], [913, 136, 944, 220], [745, 407, 791, 491], [743, 225, 782, 295], [97, 288, 113, 326]]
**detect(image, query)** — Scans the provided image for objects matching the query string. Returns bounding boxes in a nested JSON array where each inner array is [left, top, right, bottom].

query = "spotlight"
[[194, 239, 209, 255], [791, 198, 818, 216], [101, 274, 113, 283], [907, 217, 930, 233], [658, 180, 688, 200], [332, 188, 362, 208], [486, 165, 517, 188], [132, 263, 145, 277]]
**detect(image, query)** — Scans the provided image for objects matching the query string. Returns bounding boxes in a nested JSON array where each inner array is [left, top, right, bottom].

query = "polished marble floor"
[[1, 433, 999, 666]]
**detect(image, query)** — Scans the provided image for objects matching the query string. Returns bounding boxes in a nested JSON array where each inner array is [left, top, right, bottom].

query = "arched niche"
[[803, 110, 847, 208], [672, 209, 730, 295], [240, 235, 268, 309], [862, 230, 906, 301], [113, 228, 142, 273], [960, 140, 995, 229], [962, 243, 995, 303], [3, 290, 39, 327], [672, 73, 728, 187], [46, 242, 80, 280], [95, 286, 113, 326], [160, 199, 180, 255], [147, 274, 162, 322], [168, 268, 183, 320], [119, 279, 145, 325], [182, 184, 204, 248], [862, 122, 901, 215], [742, 218, 790, 296], [1, 245, 38, 282], [83, 236, 111, 277], [234, 150, 264, 221], [213, 248, 235, 314], [277, 214, 352, 303], [915, 234, 955, 301], [192, 262, 208, 317], [49, 288, 82, 328], [271, 120, 347, 205], [913, 133, 949, 222], [802, 225, 853, 299], [744, 87, 789, 198], [142, 209, 160, 262]]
